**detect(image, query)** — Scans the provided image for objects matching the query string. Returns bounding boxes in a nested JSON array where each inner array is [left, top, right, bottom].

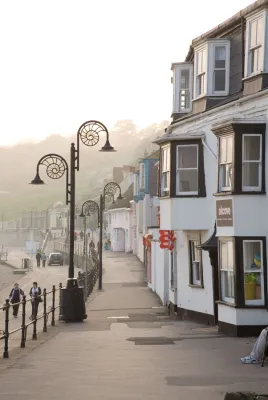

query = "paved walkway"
[[0, 252, 267, 400]]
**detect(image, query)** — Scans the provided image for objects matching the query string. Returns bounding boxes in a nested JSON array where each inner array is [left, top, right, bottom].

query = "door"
[[209, 249, 219, 324]]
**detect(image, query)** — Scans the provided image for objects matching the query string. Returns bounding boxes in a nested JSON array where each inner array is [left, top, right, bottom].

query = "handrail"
[[0, 283, 62, 358]]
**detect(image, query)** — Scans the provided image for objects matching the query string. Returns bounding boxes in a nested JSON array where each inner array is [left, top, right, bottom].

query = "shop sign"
[[216, 199, 233, 227]]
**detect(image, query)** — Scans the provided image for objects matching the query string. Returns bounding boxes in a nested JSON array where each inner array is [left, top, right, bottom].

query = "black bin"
[[60, 278, 87, 322]]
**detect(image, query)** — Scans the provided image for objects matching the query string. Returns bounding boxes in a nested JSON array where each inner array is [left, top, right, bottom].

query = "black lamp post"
[[30, 120, 116, 322], [79, 200, 100, 254], [99, 182, 123, 290]]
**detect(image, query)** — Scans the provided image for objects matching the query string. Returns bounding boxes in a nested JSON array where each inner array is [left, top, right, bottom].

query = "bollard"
[[59, 283, 62, 321], [20, 295, 26, 348], [3, 299, 10, 358], [32, 294, 37, 340], [43, 289, 47, 333], [51, 285, 55, 326]]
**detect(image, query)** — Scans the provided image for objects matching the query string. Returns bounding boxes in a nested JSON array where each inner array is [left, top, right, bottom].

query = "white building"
[[153, 0, 268, 336], [105, 184, 133, 252]]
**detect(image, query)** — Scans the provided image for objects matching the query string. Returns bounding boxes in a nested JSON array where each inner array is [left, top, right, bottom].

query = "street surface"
[[0, 252, 267, 399]]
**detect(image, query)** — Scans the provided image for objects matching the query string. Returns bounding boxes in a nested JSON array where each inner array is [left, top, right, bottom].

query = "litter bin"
[[22, 258, 29, 269]]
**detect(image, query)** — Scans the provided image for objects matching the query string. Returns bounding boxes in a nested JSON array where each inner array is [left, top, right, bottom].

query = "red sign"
[[159, 230, 176, 251]]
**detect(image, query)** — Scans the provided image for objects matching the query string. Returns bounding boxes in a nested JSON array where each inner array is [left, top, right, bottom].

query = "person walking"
[[29, 282, 42, 320], [36, 252, 41, 267], [41, 253, 47, 267], [9, 283, 23, 318]]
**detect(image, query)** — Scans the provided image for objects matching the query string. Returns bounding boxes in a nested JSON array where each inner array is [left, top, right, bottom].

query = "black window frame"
[[212, 123, 266, 195], [159, 139, 206, 199], [218, 236, 267, 309]]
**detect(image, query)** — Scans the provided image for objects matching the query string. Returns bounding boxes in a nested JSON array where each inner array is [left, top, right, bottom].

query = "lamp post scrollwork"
[[30, 120, 116, 323], [98, 182, 123, 290]]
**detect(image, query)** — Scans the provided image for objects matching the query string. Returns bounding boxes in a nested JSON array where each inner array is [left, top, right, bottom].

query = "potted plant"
[[245, 273, 257, 300]]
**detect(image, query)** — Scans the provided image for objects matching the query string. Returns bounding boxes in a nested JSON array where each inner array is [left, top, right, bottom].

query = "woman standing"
[[29, 282, 42, 320], [9, 283, 23, 318]]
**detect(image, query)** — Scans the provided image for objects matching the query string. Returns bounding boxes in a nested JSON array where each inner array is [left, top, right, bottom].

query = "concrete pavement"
[[0, 252, 267, 399]]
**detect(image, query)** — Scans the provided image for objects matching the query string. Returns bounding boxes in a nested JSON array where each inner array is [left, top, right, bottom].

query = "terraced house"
[[153, 0, 268, 336]]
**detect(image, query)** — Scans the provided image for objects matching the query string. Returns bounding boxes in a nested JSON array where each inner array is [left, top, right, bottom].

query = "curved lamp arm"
[[76, 120, 115, 171], [80, 200, 100, 227], [103, 181, 123, 209], [30, 153, 69, 205]]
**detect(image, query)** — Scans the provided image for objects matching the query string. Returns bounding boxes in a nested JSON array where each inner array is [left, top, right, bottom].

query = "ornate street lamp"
[[98, 182, 123, 290], [30, 120, 115, 322]]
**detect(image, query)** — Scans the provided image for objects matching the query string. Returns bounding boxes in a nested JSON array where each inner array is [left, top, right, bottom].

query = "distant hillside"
[[0, 120, 168, 219]]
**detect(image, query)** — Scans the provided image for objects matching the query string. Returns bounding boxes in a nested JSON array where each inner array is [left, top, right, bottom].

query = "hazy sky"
[[0, 0, 251, 146]]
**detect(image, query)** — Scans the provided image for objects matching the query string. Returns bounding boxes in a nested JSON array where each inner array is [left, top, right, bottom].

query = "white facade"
[[157, 88, 268, 333], [105, 208, 132, 253]]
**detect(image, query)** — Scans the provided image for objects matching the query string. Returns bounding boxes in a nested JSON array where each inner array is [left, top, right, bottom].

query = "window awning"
[[200, 222, 218, 251]]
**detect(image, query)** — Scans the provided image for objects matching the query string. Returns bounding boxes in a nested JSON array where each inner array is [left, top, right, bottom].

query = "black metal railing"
[[0, 283, 62, 359], [77, 248, 99, 298]]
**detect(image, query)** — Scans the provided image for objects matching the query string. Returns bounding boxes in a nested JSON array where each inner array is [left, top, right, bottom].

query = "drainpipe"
[[201, 137, 217, 160], [241, 17, 245, 90]]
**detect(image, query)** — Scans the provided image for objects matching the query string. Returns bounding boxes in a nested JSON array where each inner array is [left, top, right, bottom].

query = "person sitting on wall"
[[241, 328, 268, 364]]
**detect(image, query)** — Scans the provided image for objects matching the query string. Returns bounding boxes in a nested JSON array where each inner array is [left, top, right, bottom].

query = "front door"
[[209, 249, 219, 324]]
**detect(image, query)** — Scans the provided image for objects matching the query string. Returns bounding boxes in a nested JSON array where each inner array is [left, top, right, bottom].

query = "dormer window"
[[171, 62, 193, 114], [193, 39, 230, 98], [245, 10, 268, 77]]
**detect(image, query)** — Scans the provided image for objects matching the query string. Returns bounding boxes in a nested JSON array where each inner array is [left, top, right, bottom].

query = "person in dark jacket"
[[9, 283, 23, 318], [36, 252, 41, 267], [29, 282, 42, 320]]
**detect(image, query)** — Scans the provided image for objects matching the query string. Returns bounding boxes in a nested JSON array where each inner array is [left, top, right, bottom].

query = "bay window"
[[193, 39, 230, 99], [219, 136, 233, 192], [218, 236, 267, 308], [176, 144, 198, 195], [161, 146, 170, 197], [242, 134, 262, 191], [213, 123, 266, 195], [171, 62, 193, 114], [219, 239, 235, 304]]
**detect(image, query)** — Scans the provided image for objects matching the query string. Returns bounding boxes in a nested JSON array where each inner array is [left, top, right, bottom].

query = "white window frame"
[[161, 145, 170, 197], [176, 144, 198, 195], [244, 10, 267, 78], [194, 46, 207, 98], [219, 238, 235, 304], [189, 237, 202, 286], [194, 40, 230, 99], [243, 240, 264, 306], [208, 40, 230, 96], [172, 62, 193, 113], [242, 134, 262, 192], [219, 136, 233, 192], [139, 163, 145, 190]]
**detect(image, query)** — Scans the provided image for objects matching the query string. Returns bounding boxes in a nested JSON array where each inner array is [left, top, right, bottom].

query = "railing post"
[[59, 283, 62, 321], [51, 285, 55, 326], [43, 288, 47, 332], [32, 294, 37, 340], [3, 299, 10, 358], [20, 295, 26, 348]]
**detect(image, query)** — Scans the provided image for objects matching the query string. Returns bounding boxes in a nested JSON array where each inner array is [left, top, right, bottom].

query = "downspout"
[[241, 16, 245, 90], [201, 137, 217, 160]]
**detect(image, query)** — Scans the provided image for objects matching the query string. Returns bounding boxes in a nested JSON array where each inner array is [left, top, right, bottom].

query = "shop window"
[[219, 239, 235, 304], [243, 240, 264, 306], [189, 239, 203, 286]]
